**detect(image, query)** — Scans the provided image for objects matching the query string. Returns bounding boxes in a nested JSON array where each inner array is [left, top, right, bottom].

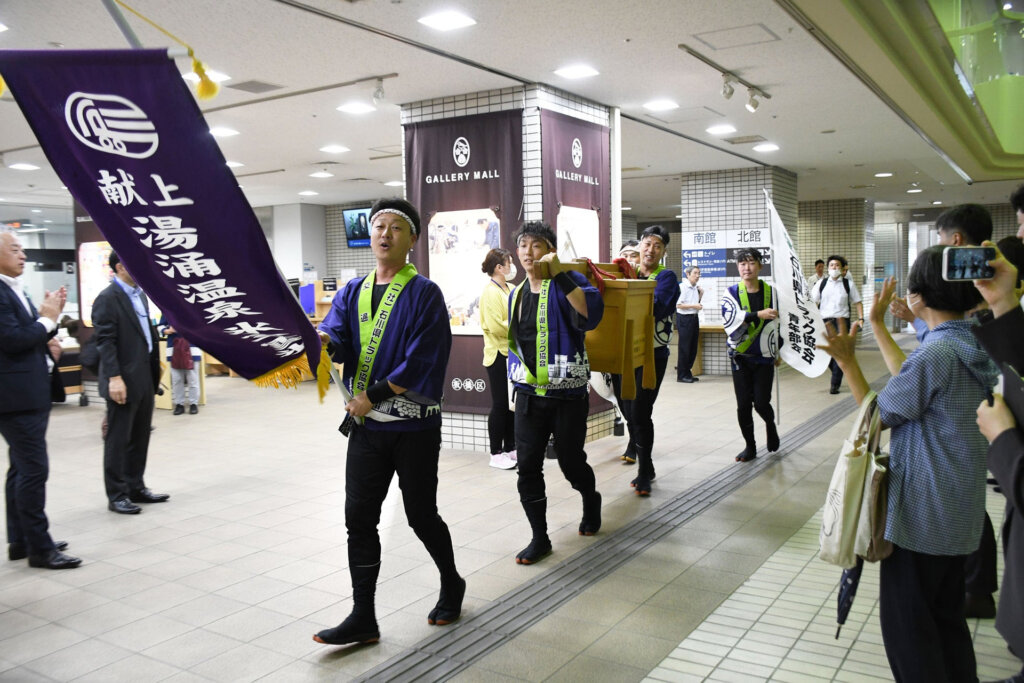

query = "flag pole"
[[765, 188, 781, 429], [100, 0, 143, 49]]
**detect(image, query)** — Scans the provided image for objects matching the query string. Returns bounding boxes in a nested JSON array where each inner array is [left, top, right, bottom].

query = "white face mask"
[[506, 263, 517, 280], [829, 268, 841, 280]]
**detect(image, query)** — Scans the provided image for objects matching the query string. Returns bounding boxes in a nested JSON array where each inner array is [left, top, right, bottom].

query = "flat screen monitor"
[[343, 207, 372, 248]]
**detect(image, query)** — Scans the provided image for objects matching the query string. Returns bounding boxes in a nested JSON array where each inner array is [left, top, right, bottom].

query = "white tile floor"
[[1, 337, 1020, 681]]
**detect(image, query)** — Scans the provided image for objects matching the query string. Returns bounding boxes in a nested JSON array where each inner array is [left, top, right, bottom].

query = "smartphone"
[[942, 246, 996, 282]]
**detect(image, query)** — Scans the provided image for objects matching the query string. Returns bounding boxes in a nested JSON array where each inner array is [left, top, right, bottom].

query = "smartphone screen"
[[942, 246, 996, 281]]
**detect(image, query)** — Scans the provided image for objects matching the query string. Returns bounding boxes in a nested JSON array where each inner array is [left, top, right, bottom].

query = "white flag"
[[764, 189, 830, 378]]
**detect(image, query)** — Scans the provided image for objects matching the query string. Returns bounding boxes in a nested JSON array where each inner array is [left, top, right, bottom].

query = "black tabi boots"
[[516, 497, 552, 564], [578, 490, 602, 536], [314, 562, 381, 645], [736, 422, 757, 462]]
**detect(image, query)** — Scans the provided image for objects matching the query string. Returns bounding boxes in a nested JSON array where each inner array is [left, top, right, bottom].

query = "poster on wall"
[[404, 109, 524, 413], [540, 110, 610, 262], [680, 228, 772, 277], [428, 208, 500, 335], [556, 205, 599, 261]]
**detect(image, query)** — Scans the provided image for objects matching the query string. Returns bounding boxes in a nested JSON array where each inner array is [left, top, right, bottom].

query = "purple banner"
[[405, 109, 524, 414], [540, 110, 610, 262], [0, 50, 320, 384]]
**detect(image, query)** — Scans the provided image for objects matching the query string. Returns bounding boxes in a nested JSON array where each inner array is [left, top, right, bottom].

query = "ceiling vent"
[[692, 24, 780, 51], [227, 80, 285, 94], [645, 105, 723, 125], [723, 134, 766, 145]]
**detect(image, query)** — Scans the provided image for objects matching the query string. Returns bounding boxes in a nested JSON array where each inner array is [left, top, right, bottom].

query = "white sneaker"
[[505, 450, 517, 463], [489, 453, 516, 470]]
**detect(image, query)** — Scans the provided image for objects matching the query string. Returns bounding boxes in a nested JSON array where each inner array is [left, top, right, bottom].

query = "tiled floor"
[[1, 336, 1020, 682]]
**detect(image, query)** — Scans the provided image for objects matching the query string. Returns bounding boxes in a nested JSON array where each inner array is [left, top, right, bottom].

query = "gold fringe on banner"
[[250, 346, 333, 404], [0, 73, 6, 98], [113, 0, 219, 99]]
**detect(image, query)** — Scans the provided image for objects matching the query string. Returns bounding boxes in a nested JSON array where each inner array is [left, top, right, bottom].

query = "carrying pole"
[[100, 0, 143, 48]]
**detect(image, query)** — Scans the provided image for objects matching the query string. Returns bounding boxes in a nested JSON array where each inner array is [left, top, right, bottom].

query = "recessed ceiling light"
[[43, 220, 52, 223], [675, 214, 684, 219], [337, 102, 376, 115], [384, 180, 405, 187], [225, 161, 244, 168], [907, 189, 923, 193], [418, 10, 476, 31], [752, 143, 779, 152], [706, 124, 737, 135], [554, 64, 599, 79], [182, 69, 230, 84], [8, 163, 40, 171], [309, 171, 334, 178], [932, 200, 942, 205], [0, 23, 8, 33], [298, 190, 318, 196], [874, 172, 893, 178], [31, 209, 41, 213], [319, 144, 350, 154], [643, 99, 679, 112], [209, 127, 239, 137]]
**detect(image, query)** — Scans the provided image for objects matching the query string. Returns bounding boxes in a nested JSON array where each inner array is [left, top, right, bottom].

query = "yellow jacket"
[[480, 280, 511, 366]]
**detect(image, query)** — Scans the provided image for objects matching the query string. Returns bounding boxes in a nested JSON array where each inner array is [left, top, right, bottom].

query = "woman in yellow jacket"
[[480, 248, 517, 469]]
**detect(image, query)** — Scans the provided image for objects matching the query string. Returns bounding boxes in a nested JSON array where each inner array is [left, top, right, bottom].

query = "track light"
[[372, 78, 385, 106], [721, 73, 737, 100], [745, 88, 761, 113]]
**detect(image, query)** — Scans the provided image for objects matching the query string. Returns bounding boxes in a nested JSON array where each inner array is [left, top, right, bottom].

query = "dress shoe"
[[129, 488, 170, 503], [108, 498, 142, 514], [173, 404, 185, 415], [189, 404, 198, 415], [829, 387, 840, 395], [9, 540, 67, 561], [680, 376, 696, 383], [28, 549, 82, 569]]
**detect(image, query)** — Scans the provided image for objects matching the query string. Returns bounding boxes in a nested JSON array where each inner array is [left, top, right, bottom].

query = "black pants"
[[1, 409, 55, 555], [344, 425, 456, 578], [613, 356, 668, 475], [514, 392, 595, 502], [104, 391, 154, 502], [676, 314, 699, 380], [484, 355, 515, 455], [823, 318, 848, 389], [964, 511, 998, 595], [879, 545, 977, 683], [730, 355, 775, 434]]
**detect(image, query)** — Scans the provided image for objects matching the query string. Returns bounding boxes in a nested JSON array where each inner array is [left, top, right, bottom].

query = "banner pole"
[[764, 188, 781, 427], [100, 0, 144, 49]]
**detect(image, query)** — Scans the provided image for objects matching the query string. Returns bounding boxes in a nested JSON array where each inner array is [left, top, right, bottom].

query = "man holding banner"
[[314, 198, 462, 646]]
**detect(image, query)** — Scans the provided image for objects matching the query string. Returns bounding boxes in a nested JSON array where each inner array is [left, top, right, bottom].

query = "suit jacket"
[[972, 304, 1024, 657], [92, 280, 160, 403], [0, 281, 58, 413]]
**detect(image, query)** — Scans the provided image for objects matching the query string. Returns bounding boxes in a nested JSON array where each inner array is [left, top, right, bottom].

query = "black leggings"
[[484, 355, 515, 454], [731, 356, 775, 429]]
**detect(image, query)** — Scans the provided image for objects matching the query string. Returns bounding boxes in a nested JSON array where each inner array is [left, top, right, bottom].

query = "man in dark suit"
[[93, 252, 169, 514], [0, 231, 80, 569]]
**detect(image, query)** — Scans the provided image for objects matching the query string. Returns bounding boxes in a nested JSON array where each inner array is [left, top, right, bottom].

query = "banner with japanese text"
[[765, 190, 829, 378], [0, 50, 323, 388], [405, 109, 524, 413], [540, 110, 610, 262]]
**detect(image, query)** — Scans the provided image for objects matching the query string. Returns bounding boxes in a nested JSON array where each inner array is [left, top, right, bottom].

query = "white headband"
[[370, 208, 418, 234]]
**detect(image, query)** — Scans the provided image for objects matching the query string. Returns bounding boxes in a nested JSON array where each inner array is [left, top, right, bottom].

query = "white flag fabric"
[[765, 189, 830, 378]]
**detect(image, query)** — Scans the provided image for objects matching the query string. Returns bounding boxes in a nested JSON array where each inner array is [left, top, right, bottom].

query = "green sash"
[[640, 264, 665, 279], [736, 280, 771, 355], [355, 263, 417, 395], [509, 279, 551, 397]]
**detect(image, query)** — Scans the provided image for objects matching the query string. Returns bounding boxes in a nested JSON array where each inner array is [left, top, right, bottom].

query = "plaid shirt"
[[876, 319, 998, 556]]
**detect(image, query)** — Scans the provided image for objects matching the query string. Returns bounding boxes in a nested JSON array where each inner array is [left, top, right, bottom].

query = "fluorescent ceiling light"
[[8, 163, 40, 171], [225, 161, 244, 168], [675, 214, 684, 219], [418, 10, 476, 31], [1004, 2, 1012, 9], [621, 206, 632, 211], [706, 124, 736, 135], [384, 180, 405, 187], [643, 99, 679, 112], [298, 190, 318, 196], [752, 143, 779, 152], [337, 102, 376, 115], [309, 171, 334, 178], [906, 189, 923, 194], [182, 69, 230, 83], [0, 23, 8, 33], [31, 209, 41, 213], [209, 127, 239, 137], [874, 172, 893, 178], [43, 220, 53, 223], [932, 200, 942, 205], [320, 144, 350, 154], [17, 228, 47, 234], [554, 64, 599, 79]]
